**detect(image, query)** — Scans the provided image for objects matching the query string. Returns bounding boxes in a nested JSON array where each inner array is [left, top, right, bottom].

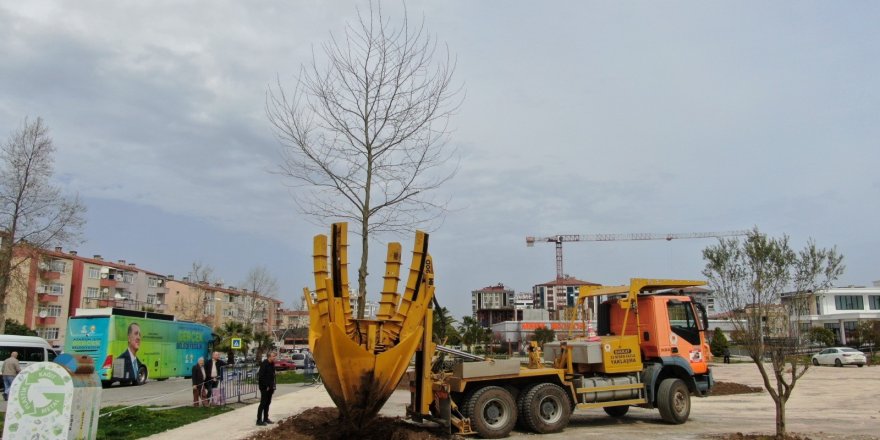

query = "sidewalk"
[[143, 385, 411, 440]]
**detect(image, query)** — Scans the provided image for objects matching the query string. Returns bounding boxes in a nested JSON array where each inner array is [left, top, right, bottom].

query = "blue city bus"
[[64, 308, 214, 386]]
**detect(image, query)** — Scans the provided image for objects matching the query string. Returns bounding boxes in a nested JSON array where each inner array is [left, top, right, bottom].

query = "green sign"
[[231, 338, 243, 349], [17, 368, 69, 417]]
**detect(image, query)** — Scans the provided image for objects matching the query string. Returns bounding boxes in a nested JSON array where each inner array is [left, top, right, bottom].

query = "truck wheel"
[[520, 383, 571, 434], [604, 405, 629, 417], [657, 378, 690, 424], [464, 386, 517, 439]]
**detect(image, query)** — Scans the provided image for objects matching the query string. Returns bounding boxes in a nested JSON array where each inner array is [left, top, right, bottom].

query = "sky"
[[1, 1, 878, 320]]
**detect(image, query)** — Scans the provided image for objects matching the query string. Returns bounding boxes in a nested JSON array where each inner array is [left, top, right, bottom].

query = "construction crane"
[[526, 230, 750, 281]]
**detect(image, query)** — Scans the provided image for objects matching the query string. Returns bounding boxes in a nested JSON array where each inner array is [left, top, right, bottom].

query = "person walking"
[[256, 352, 277, 426], [191, 357, 208, 407], [723, 346, 731, 364], [205, 351, 226, 405], [2, 351, 22, 400]]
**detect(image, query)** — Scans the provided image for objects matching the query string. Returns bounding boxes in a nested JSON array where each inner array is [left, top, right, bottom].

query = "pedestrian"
[[205, 351, 226, 406], [256, 352, 277, 426], [723, 347, 731, 364], [191, 357, 208, 407], [2, 351, 22, 400]]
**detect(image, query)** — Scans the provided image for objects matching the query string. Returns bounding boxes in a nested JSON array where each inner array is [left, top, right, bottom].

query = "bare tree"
[[240, 265, 279, 331], [267, 3, 461, 318], [702, 228, 843, 438], [172, 261, 218, 325], [0, 118, 85, 333]]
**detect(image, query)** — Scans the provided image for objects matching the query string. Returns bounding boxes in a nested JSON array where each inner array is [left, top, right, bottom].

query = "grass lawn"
[[98, 405, 232, 439], [245, 370, 313, 385], [2, 405, 232, 440]]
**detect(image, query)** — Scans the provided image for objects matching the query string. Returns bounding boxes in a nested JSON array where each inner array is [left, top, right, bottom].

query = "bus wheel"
[[101, 380, 113, 388], [137, 368, 148, 385], [657, 378, 690, 424], [464, 386, 517, 439], [520, 383, 571, 434]]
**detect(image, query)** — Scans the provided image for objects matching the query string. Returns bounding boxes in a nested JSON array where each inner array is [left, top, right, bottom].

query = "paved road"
[[0, 377, 303, 411]]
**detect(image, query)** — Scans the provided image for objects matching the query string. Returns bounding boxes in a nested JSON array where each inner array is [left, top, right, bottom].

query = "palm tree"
[[253, 331, 275, 361], [433, 307, 460, 345], [214, 321, 253, 362], [458, 316, 486, 353]]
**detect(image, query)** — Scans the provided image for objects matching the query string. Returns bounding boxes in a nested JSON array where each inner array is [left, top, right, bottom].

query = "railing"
[[216, 362, 260, 404]]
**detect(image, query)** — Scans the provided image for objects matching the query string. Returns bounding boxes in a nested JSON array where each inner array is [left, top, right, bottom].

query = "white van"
[[0, 335, 58, 394]]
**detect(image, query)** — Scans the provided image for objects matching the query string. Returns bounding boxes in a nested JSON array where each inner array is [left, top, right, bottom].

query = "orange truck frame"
[[408, 278, 715, 438]]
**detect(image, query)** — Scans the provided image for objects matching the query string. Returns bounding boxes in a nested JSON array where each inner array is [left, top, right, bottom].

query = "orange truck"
[[407, 278, 715, 438]]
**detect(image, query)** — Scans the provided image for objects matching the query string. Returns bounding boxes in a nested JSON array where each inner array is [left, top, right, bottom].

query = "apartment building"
[[5, 246, 170, 348], [532, 276, 599, 321], [472, 283, 516, 326], [165, 279, 281, 333]]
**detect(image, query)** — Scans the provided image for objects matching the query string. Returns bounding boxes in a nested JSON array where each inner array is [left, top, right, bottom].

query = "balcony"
[[39, 269, 62, 280], [99, 278, 117, 288], [38, 293, 61, 303], [37, 316, 57, 325]]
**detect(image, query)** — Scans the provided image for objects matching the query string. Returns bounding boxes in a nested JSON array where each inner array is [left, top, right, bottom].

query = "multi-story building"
[[472, 283, 516, 326], [514, 292, 534, 310], [680, 286, 716, 315], [5, 246, 171, 348], [782, 283, 880, 344], [532, 276, 598, 321], [165, 278, 281, 333], [274, 309, 310, 350]]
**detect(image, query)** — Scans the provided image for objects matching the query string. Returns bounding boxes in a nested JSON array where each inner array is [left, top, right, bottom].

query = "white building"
[[783, 284, 880, 344]]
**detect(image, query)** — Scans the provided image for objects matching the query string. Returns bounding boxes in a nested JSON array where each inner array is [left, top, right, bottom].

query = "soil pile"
[[711, 381, 763, 396], [247, 407, 454, 440]]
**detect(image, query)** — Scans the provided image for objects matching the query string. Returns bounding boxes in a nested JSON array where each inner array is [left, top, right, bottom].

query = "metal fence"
[[215, 362, 260, 405]]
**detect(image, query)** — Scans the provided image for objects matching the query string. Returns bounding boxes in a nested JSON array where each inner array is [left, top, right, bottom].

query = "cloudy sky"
[[2, 1, 878, 319]]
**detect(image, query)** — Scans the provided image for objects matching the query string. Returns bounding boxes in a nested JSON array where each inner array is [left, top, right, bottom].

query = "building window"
[[88, 267, 100, 279], [36, 328, 60, 340], [834, 295, 864, 311], [124, 272, 135, 283], [869, 296, 880, 310], [148, 277, 159, 288], [147, 295, 156, 305], [86, 287, 99, 298], [39, 284, 64, 295], [38, 305, 62, 317], [49, 260, 66, 272]]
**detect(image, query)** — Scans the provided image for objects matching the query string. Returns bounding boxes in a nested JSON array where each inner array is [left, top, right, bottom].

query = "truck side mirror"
[[695, 302, 708, 331]]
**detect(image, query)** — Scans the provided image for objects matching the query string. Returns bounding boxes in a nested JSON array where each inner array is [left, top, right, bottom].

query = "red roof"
[[536, 276, 599, 287]]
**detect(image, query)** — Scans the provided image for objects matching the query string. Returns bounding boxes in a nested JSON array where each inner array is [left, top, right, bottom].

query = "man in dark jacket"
[[256, 352, 277, 425], [191, 357, 208, 407]]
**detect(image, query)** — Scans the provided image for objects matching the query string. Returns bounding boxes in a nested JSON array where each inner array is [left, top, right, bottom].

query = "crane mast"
[[526, 230, 749, 281]]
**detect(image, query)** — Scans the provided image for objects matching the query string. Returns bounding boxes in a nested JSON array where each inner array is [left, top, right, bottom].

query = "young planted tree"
[[702, 228, 843, 438], [0, 118, 85, 333], [710, 328, 729, 356], [267, 4, 461, 319]]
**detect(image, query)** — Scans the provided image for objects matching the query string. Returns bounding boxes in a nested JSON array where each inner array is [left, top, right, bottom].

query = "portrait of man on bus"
[[117, 322, 142, 382]]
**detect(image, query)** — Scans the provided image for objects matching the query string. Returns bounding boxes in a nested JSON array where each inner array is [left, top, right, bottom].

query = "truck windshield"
[[667, 302, 701, 345]]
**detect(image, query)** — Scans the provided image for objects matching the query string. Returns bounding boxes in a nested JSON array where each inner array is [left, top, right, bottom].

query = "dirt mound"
[[247, 407, 452, 440], [711, 381, 763, 396]]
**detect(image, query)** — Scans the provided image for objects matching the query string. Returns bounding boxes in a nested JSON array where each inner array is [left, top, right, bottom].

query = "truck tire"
[[464, 386, 517, 439], [519, 382, 571, 434], [604, 405, 629, 417], [657, 378, 690, 424]]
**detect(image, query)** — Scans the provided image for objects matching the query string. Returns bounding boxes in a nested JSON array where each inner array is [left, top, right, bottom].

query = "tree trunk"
[[356, 219, 369, 319], [775, 398, 786, 439], [0, 239, 14, 335]]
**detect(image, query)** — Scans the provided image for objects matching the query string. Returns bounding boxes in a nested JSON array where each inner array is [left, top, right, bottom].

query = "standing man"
[[191, 357, 207, 407], [205, 351, 226, 405], [256, 352, 277, 426], [723, 346, 731, 364], [117, 322, 142, 384], [2, 351, 21, 400]]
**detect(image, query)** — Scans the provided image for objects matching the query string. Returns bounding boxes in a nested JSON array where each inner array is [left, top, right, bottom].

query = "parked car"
[[811, 347, 866, 367], [291, 352, 315, 369], [0, 335, 58, 396], [273, 358, 297, 371]]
